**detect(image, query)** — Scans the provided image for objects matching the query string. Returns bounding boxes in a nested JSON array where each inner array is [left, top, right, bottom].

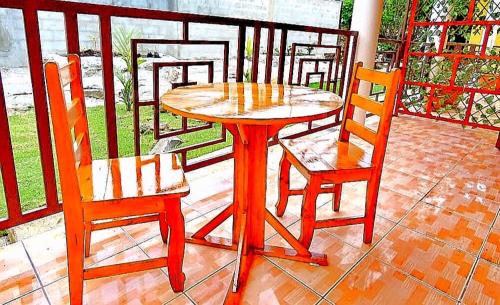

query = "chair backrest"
[[339, 62, 401, 169], [45, 54, 92, 205]]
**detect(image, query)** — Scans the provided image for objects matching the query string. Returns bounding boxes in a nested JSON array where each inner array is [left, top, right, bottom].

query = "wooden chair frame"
[[45, 54, 188, 305], [276, 62, 401, 247]]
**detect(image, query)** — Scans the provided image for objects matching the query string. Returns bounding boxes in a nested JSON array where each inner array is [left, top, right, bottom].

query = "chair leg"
[[166, 199, 185, 292], [333, 184, 342, 212], [363, 178, 381, 244], [84, 222, 91, 258], [65, 224, 85, 305], [159, 212, 169, 243], [299, 176, 321, 249], [276, 152, 292, 217]]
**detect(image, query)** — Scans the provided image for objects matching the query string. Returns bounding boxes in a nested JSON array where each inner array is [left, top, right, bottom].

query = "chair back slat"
[[74, 132, 85, 148], [350, 94, 383, 116], [59, 63, 76, 87], [339, 62, 401, 168], [74, 140, 83, 167], [73, 132, 85, 167], [67, 98, 84, 128], [344, 119, 377, 145], [45, 54, 92, 204], [355, 67, 394, 87]]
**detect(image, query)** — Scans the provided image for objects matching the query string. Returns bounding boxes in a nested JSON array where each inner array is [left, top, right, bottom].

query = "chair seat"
[[280, 136, 373, 173], [78, 154, 190, 202]]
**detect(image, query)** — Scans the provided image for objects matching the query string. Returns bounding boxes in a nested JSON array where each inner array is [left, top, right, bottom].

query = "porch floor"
[[1, 115, 499, 305]]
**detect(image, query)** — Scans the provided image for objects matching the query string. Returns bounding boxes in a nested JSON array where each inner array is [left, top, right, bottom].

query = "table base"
[[185, 202, 328, 304], [185, 123, 328, 304]]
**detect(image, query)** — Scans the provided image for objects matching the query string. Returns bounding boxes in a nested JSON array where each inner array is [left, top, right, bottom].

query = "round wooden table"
[[162, 82, 343, 303]]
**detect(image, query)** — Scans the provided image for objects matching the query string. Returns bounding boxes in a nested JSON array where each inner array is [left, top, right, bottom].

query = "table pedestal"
[[185, 123, 327, 304]]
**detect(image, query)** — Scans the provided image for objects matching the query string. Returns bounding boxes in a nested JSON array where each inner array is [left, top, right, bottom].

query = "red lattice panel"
[[397, 0, 500, 131]]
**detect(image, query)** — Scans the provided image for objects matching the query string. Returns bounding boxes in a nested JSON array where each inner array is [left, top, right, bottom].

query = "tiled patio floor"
[[1, 115, 499, 305]]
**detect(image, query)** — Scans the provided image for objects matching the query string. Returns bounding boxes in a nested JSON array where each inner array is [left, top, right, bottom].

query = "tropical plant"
[[340, 0, 354, 30], [113, 26, 145, 111], [116, 71, 133, 112], [244, 68, 252, 83], [244, 37, 253, 82], [380, 0, 408, 39], [245, 37, 253, 61], [416, 0, 470, 22]]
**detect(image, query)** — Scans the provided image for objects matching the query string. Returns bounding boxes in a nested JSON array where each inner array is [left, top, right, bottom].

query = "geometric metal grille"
[[288, 43, 342, 92], [397, 0, 500, 130], [130, 38, 231, 172]]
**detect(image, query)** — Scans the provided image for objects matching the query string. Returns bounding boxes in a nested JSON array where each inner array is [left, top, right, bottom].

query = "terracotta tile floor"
[[1, 116, 499, 305]]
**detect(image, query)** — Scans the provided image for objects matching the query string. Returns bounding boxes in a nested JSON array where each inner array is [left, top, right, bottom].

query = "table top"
[[161, 83, 343, 125]]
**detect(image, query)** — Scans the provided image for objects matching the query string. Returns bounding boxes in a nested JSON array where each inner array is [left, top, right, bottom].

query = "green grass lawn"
[[0, 103, 232, 218], [309, 81, 384, 94], [308, 81, 338, 92]]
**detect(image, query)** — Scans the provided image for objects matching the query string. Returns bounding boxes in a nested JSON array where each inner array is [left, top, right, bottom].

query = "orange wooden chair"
[[45, 54, 190, 305], [276, 62, 401, 247]]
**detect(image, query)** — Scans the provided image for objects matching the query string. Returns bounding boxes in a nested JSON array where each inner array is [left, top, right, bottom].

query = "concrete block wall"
[[0, 0, 341, 67], [0, 9, 28, 67]]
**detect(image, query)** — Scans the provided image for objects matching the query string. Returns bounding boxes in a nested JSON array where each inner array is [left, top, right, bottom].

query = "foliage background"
[[340, 0, 409, 39]]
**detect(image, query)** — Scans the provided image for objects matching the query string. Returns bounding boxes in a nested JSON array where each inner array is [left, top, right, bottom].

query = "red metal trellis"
[[397, 0, 500, 132]]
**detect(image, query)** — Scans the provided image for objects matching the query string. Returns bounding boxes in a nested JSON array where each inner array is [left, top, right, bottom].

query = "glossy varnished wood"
[[276, 62, 402, 248], [78, 154, 189, 202], [161, 82, 343, 125], [162, 82, 341, 304], [45, 55, 189, 305], [280, 137, 373, 173]]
